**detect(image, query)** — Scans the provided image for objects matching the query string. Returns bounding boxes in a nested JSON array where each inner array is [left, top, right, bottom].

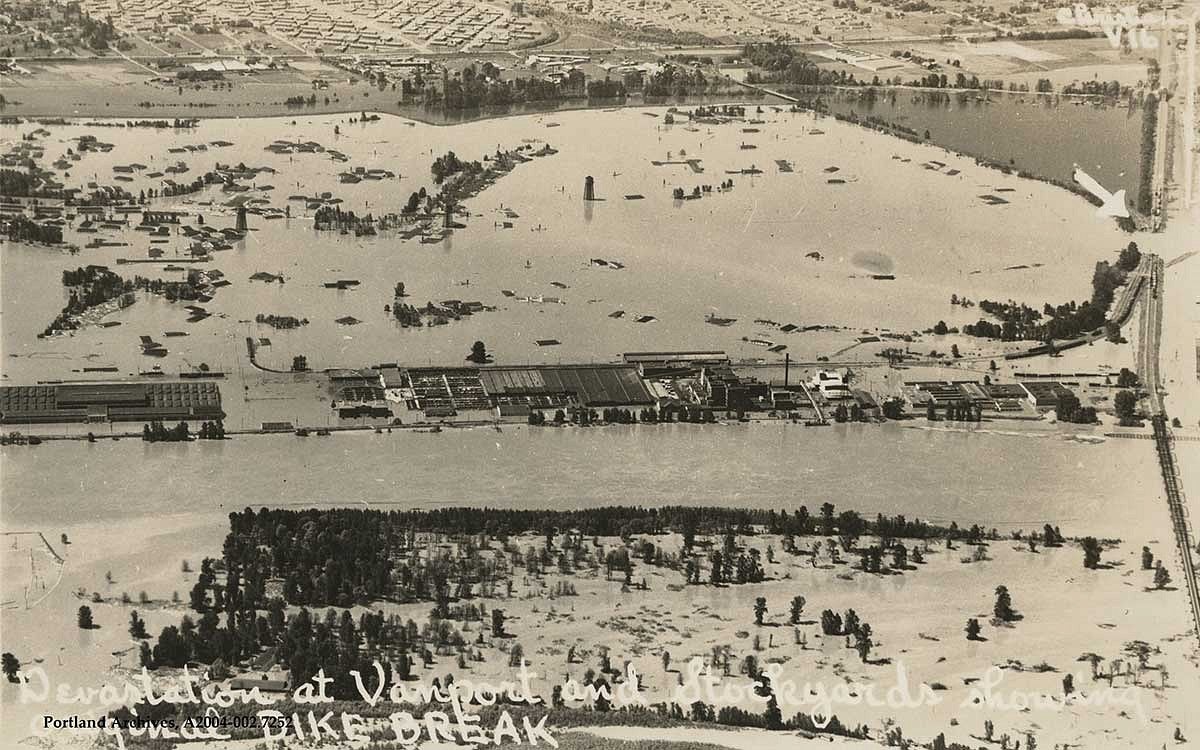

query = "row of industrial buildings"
[[0, 351, 1095, 428]]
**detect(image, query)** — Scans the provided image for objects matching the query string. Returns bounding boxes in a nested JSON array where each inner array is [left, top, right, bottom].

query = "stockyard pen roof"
[[479, 364, 654, 406]]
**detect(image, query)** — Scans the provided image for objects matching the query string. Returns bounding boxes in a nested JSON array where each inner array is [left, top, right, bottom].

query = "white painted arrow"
[[1073, 165, 1130, 218]]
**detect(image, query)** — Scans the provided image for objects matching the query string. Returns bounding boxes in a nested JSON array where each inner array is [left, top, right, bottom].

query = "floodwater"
[[0, 422, 1166, 539], [1, 104, 1135, 383], [810, 89, 1146, 196]]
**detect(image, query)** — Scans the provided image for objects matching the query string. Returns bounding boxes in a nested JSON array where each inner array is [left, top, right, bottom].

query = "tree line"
[[959, 242, 1141, 342]]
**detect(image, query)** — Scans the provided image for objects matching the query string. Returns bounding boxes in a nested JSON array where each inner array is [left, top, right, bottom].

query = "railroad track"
[[1152, 415, 1200, 644], [1141, 255, 1200, 643]]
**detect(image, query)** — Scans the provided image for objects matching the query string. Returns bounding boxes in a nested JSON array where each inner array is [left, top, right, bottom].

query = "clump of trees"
[[1114, 390, 1139, 425], [959, 243, 1141, 343], [466, 340, 491, 364], [2, 652, 20, 682], [141, 421, 191, 442], [1056, 392, 1097, 424], [42, 266, 133, 337], [1138, 96, 1158, 214], [1153, 562, 1171, 590]]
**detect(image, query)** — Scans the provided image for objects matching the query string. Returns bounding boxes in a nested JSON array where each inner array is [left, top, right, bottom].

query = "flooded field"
[[2, 104, 1135, 385], [814, 89, 1146, 196]]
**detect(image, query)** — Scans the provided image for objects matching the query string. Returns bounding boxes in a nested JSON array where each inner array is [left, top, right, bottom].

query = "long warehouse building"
[[0, 382, 224, 425]]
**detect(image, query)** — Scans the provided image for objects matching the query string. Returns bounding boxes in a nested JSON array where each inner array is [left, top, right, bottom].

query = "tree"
[[1114, 390, 1138, 424], [855, 631, 872, 662], [789, 595, 806, 624], [1154, 563, 1171, 589], [139, 641, 154, 669], [820, 609, 842, 635], [841, 609, 859, 638], [2, 652, 19, 683], [209, 658, 230, 679], [764, 694, 783, 729], [129, 611, 149, 639], [753, 597, 767, 625], [78, 605, 94, 629], [1141, 546, 1154, 570], [592, 676, 611, 711], [491, 609, 505, 637], [993, 585, 1015, 622], [966, 618, 982, 641], [1082, 537, 1102, 569], [467, 341, 491, 364]]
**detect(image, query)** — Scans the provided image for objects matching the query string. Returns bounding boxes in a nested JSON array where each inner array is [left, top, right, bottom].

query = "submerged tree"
[[467, 340, 491, 364], [2, 653, 19, 683], [993, 585, 1015, 622], [789, 595, 806, 624]]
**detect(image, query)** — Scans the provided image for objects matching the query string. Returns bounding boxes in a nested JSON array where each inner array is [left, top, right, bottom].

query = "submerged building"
[[0, 382, 224, 425]]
